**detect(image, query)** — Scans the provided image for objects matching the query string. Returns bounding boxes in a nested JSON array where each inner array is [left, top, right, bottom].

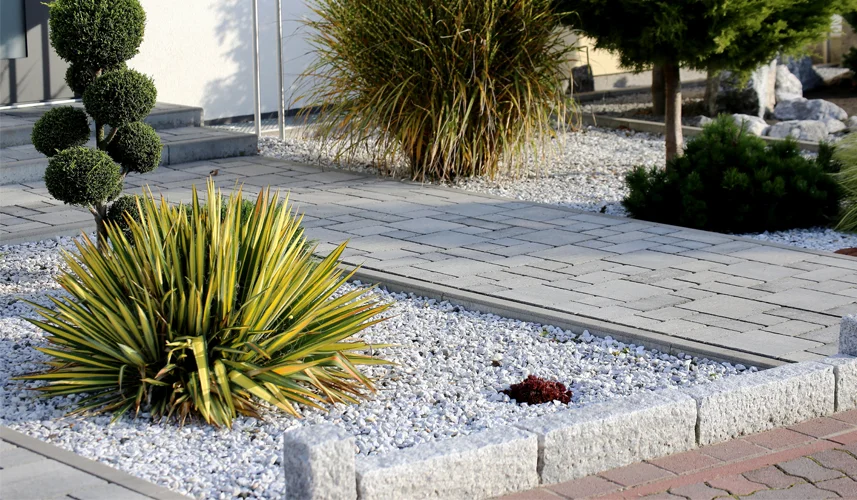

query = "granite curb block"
[[355, 426, 538, 500], [514, 389, 696, 484], [821, 354, 857, 412], [283, 424, 356, 500], [683, 361, 835, 446], [0, 426, 190, 500], [841, 314, 857, 357]]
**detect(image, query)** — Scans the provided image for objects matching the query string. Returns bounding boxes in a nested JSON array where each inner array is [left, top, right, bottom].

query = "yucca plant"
[[836, 133, 857, 232], [19, 180, 391, 426], [299, 0, 576, 181]]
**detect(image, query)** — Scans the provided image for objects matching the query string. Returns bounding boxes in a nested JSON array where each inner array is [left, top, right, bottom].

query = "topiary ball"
[[105, 194, 141, 242], [106, 122, 161, 174], [66, 61, 127, 96], [44, 147, 123, 207], [31, 106, 90, 157], [83, 69, 157, 128], [49, 0, 145, 70]]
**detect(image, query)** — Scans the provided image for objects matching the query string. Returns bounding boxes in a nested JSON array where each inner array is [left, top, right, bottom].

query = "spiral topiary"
[[106, 122, 161, 174], [66, 61, 126, 96], [83, 69, 157, 128], [44, 147, 122, 208], [31, 107, 90, 157], [49, 0, 145, 70]]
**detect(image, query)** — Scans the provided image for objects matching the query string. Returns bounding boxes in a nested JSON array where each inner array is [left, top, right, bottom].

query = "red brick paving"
[[501, 409, 857, 500]]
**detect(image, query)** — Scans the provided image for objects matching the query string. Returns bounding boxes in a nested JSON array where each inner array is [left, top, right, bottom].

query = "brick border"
[[0, 426, 190, 500], [284, 321, 856, 500]]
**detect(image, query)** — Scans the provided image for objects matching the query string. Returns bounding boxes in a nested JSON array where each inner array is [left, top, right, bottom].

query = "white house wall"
[[130, 0, 316, 120]]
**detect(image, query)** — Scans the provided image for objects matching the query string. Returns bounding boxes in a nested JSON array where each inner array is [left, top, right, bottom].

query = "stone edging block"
[[355, 426, 538, 500], [821, 354, 857, 412], [283, 424, 356, 500], [841, 315, 857, 357], [514, 389, 696, 485], [684, 361, 835, 446]]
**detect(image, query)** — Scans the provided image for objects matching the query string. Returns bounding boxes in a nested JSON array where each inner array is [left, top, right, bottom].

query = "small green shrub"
[[301, 0, 574, 181], [105, 194, 141, 242], [83, 69, 157, 128], [835, 133, 857, 232], [623, 115, 841, 233], [844, 47, 857, 75], [106, 122, 161, 173], [20, 181, 391, 426], [31, 107, 90, 157], [44, 147, 122, 207], [49, 0, 145, 70], [66, 62, 126, 96]]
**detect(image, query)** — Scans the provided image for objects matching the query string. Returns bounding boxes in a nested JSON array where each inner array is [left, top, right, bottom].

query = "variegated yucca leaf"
[[19, 180, 392, 426]]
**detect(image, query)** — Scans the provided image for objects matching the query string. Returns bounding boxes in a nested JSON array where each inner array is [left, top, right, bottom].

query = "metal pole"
[[276, 0, 286, 140], [251, 0, 262, 138]]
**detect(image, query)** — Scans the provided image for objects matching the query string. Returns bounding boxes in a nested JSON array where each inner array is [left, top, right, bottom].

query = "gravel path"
[[257, 128, 857, 252], [1, 236, 753, 499]]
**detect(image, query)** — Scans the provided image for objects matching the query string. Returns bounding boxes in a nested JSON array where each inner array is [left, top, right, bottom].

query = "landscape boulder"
[[774, 64, 803, 102], [849, 116, 857, 133], [731, 114, 769, 136], [778, 55, 823, 91], [689, 116, 714, 128], [715, 59, 777, 118], [825, 119, 848, 135], [766, 120, 828, 142], [773, 98, 848, 122]]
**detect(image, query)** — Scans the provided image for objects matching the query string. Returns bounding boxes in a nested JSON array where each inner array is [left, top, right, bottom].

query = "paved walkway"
[[1, 426, 188, 500], [1, 155, 854, 366], [503, 410, 857, 499]]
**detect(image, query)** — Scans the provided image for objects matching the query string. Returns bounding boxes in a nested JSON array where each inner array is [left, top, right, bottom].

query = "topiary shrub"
[[835, 133, 857, 232], [36, 0, 160, 249], [623, 115, 841, 233], [44, 147, 122, 208], [49, 0, 145, 70], [301, 0, 575, 181], [66, 61, 126, 96], [104, 194, 141, 242], [83, 69, 157, 129], [844, 47, 857, 75], [502, 375, 572, 405], [106, 122, 161, 173], [19, 181, 392, 426], [31, 107, 90, 157]]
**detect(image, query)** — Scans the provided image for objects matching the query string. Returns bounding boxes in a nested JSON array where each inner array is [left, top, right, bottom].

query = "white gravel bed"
[[259, 126, 857, 253], [1, 235, 754, 499]]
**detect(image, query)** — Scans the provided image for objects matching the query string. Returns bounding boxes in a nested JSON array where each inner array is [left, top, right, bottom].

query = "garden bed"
[[257, 127, 857, 253], [0, 235, 755, 499]]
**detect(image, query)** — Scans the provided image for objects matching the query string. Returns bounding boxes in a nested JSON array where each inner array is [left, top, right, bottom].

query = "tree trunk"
[[96, 122, 105, 150], [703, 68, 720, 117], [651, 64, 665, 116], [663, 63, 683, 164], [94, 203, 108, 251]]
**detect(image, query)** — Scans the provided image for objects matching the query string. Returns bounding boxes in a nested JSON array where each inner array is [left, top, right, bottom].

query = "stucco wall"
[[130, 0, 315, 120]]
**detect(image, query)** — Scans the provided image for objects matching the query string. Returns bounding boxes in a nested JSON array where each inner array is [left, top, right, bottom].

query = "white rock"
[[825, 119, 848, 135], [731, 114, 769, 136], [690, 116, 714, 128], [775, 64, 803, 102], [716, 60, 777, 118], [774, 98, 848, 122], [848, 116, 857, 133], [766, 120, 828, 142]]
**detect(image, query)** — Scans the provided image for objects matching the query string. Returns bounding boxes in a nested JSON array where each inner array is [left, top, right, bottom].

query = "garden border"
[[283, 316, 857, 500]]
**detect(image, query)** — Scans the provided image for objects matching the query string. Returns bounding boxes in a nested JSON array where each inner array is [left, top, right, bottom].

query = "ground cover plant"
[[299, 0, 574, 181], [35, 0, 161, 249], [623, 115, 841, 233], [18, 181, 391, 427]]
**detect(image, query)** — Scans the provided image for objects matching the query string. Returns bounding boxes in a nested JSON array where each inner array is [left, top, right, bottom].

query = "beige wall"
[[130, 0, 315, 120]]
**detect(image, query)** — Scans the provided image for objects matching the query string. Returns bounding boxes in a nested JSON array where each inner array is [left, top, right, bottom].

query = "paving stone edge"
[[0, 426, 191, 500]]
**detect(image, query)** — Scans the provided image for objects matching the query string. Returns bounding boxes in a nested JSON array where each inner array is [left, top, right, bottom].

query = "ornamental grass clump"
[[300, 0, 575, 181], [835, 133, 857, 232], [20, 181, 391, 427]]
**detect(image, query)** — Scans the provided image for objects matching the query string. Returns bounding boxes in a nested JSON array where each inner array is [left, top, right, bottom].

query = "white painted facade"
[[130, 0, 316, 120]]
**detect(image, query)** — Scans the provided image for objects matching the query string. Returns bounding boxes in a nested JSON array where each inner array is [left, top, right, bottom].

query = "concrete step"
[[0, 102, 203, 148], [0, 127, 257, 184]]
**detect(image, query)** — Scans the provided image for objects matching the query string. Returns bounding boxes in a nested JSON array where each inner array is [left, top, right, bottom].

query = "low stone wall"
[[283, 316, 856, 500]]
